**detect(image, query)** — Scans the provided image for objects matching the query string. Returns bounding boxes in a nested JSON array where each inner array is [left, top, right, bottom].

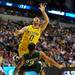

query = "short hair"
[[28, 43, 35, 51]]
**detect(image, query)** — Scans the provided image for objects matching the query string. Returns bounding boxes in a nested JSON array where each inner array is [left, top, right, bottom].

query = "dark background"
[[44, 67, 75, 75], [1, 0, 75, 23], [1, 0, 75, 12]]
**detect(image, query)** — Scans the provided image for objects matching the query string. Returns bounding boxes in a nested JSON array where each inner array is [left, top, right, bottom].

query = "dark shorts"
[[20, 61, 42, 73]]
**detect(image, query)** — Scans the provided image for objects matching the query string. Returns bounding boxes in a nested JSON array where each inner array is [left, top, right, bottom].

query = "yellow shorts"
[[18, 33, 29, 57], [18, 45, 29, 57], [18, 39, 29, 57]]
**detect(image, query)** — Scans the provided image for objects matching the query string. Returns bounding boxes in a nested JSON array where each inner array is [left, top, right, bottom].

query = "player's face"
[[33, 17, 40, 28]]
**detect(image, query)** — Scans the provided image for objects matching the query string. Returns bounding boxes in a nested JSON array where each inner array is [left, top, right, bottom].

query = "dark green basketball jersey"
[[23, 51, 40, 66]]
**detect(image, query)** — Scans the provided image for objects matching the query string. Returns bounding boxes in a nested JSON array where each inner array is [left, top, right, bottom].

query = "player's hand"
[[59, 64, 65, 69], [39, 3, 47, 12], [13, 29, 19, 36]]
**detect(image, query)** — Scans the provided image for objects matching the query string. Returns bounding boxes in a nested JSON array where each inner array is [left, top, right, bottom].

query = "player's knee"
[[19, 66, 25, 75], [0, 71, 2, 75]]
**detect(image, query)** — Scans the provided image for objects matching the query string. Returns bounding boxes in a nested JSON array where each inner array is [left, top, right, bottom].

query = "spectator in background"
[[0, 51, 5, 75], [0, 6, 75, 69]]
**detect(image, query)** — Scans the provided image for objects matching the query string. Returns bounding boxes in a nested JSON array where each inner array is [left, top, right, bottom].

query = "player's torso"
[[22, 25, 41, 44], [24, 51, 40, 66]]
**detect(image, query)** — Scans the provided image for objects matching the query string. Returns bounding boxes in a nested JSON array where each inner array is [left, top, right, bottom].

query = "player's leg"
[[18, 66, 25, 75], [0, 71, 2, 75], [18, 45, 29, 57], [40, 70, 45, 75], [18, 31, 29, 57]]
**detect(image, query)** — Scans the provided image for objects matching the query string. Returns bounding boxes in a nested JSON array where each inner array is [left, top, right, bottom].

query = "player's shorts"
[[19, 61, 43, 73], [18, 47, 29, 57], [18, 31, 30, 57], [18, 42, 29, 57]]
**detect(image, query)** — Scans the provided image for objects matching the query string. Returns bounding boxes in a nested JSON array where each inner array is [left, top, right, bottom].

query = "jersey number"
[[29, 35, 34, 41]]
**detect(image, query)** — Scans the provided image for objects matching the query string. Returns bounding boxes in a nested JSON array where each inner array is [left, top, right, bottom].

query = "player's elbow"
[[47, 19, 49, 24], [45, 19, 49, 25]]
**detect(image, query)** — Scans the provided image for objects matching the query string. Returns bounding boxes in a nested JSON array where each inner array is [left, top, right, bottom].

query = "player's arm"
[[39, 3, 49, 32], [13, 26, 28, 36], [13, 57, 25, 75], [40, 51, 64, 69]]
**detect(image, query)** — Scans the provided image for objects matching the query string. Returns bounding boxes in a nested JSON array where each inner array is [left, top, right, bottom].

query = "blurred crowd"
[[1, 7, 75, 72], [0, 7, 36, 18], [0, 17, 75, 69]]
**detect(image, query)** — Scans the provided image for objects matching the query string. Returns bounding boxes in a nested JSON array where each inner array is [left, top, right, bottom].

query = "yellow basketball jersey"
[[18, 25, 41, 56], [27, 25, 41, 44]]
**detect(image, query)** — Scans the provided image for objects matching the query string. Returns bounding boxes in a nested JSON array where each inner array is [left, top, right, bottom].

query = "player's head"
[[33, 17, 40, 28], [28, 43, 35, 53]]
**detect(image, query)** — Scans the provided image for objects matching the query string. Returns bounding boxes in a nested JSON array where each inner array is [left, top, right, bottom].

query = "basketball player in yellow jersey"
[[14, 3, 49, 57]]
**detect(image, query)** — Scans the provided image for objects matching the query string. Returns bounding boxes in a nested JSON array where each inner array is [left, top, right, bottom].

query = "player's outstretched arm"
[[40, 51, 65, 69], [13, 26, 27, 36], [39, 3, 49, 32]]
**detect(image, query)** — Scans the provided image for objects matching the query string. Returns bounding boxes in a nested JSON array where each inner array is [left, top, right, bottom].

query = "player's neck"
[[32, 25, 39, 29], [29, 51, 34, 55]]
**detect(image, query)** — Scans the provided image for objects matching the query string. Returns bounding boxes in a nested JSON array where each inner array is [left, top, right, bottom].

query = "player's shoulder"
[[34, 50, 40, 55], [26, 25, 33, 29], [27, 25, 32, 27]]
